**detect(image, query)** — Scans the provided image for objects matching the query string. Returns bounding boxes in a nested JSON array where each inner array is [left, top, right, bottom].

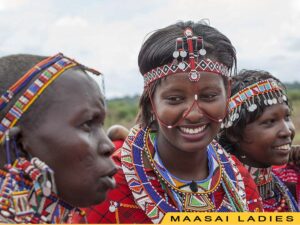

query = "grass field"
[[292, 100, 300, 144]]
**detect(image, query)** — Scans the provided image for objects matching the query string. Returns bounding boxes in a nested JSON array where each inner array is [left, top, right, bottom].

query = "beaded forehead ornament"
[[145, 28, 231, 128], [222, 78, 288, 128], [143, 28, 230, 87], [0, 53, 101, 142]]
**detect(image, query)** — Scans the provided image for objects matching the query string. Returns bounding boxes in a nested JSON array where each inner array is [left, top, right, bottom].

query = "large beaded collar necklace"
[[121, 125, 249, 223], [147, 132, 223, 212]]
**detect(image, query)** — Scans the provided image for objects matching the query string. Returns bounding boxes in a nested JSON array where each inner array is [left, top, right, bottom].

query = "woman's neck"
[[156, 134, 209, 181], [235, 150, 270, 168], [243, 164, 272, 184]]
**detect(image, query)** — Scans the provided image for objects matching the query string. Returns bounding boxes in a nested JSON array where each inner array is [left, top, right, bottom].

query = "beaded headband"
[[222, 79, 288, 128], [143, 28, 230, 87], [0, 53, 101, 142]]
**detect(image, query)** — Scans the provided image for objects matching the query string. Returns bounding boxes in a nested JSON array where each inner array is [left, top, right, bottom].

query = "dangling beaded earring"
[[4, 131, 12, 166], [240, 154, 247, 159], [150, 114, 156, 123], [149, 114, 158, 131], [237, 145, 247, 159]]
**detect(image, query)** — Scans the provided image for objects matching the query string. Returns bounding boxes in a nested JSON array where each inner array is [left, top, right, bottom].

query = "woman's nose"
[[183, 101, 204, 122], [98, 136, 115, 156], [278, 120, 294, 138]]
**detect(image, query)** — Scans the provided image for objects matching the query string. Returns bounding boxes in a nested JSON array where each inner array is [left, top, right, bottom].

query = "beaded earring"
[[150, 114, 156, 123], [4, 131, 12, 165]]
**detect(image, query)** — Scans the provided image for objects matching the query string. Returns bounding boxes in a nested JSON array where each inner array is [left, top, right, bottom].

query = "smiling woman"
[[0, 53, 117, 223], [219, 69, 300, 212], [79, 21, 263, 224]]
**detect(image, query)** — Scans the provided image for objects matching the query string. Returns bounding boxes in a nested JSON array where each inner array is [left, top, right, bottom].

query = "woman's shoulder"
[[272, 163, 299, 184]]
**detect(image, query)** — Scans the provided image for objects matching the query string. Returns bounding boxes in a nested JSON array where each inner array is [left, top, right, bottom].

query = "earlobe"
[[9, 126, 31, 159], [227, 133, 239, 143]]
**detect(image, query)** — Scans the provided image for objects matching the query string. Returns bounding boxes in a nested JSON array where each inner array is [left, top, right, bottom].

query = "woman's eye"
[[262, 119, 276, 126], [166, 96, 183, 103], [80, 120, 92, 132], [285, 113, 291, 121], [199, 93, 218, 101]]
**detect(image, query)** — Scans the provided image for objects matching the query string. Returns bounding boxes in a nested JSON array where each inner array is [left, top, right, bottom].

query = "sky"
[[0, 0, 300, 98]]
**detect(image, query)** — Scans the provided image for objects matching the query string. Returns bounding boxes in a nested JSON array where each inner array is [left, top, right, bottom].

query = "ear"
[[149, 105, 154, 115], [9, 126, 32, 159], [226, 132, 239, 144]]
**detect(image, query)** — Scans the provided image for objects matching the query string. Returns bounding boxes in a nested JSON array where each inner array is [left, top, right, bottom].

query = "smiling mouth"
[[179, 125, 207, 135]]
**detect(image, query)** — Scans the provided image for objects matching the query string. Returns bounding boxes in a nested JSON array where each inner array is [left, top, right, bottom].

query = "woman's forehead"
[[158, 72, 225, 90], [42, 69, 105, 110], [56, 69, 102, 94]]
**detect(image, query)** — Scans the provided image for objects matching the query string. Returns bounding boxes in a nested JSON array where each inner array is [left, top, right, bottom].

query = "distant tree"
[[285, 81, 300, 90], [105, 95, 139, 129]]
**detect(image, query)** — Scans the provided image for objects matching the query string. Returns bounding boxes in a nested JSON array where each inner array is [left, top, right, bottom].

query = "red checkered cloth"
[[273, 163, 300, 205]]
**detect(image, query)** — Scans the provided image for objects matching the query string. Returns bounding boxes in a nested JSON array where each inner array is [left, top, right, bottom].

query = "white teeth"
[[275, 144, 290, 150], [180, 125, 206, 134]]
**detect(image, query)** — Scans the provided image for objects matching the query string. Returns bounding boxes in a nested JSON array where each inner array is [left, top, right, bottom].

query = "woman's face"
[[152, 72, 227, 153], [23, 69, 116, 207], [238, 103, 295, 167]]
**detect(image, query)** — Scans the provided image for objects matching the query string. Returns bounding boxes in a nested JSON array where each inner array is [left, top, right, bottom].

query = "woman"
[[80, 21, 263, 224], [219, 69, 299, 211], [0, 53, 117, 223]]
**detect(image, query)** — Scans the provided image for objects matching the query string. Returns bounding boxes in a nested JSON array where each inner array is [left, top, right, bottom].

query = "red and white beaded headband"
[[222, 78, 287, 128], [0, 53, 101, 142], [143, 28, 230, 87]]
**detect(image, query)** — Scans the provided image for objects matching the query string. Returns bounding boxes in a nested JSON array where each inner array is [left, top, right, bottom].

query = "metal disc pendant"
[[173, 51, 179, 58], [234, 113, 239, 120], [189, 181, 198, 193], [109, 205, 116, 212], [189, 71, 200, 82], [248, 104, 257, 112], [282, 95, 287, 101], [199, 49, 206, 56], [180, 50, 187, 58], [225, 120, 233, 128], [109, 201, 118, 212], [267, 99, 273, 105]]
